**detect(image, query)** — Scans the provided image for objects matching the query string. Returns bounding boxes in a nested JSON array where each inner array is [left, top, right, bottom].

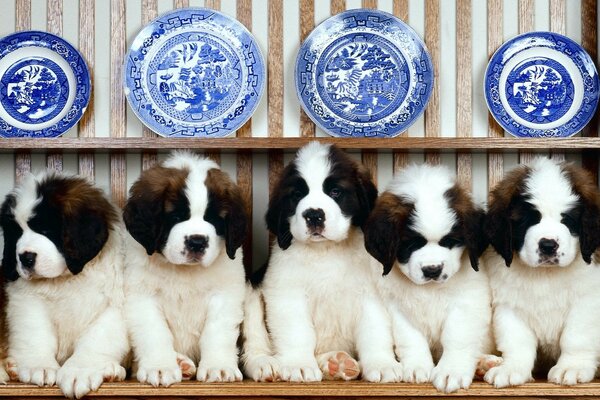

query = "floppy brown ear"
[[364, 192, 412, 275], [0, 194, 20, 282], [265, 163, 301, 250], [484, 166, 530, 267], [354, 166, 379, 229]]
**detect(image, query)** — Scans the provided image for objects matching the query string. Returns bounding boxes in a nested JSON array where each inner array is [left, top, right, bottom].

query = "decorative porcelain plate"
[[296, 9, 433, 138], [485, 31, 599, 137], [125, 8, 265, 138], [0, 31, 91, 137]]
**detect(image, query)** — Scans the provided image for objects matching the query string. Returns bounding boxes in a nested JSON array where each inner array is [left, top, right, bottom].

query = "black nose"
[[302, 208, 326, 229], [539, 238, 559, 256], [185, 235, 208, 253], [422, 265, 443, 279], [18, 252, 37, 269]]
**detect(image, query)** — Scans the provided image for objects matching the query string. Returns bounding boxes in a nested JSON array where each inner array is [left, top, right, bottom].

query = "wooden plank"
[[456, 0, 472, 189], [518, 0, 535, 165], [15, 0, 31, 184], [110, 0, 127, 208], [268, 0, 284, 138], [78, 0, 95, 180], [424, 0, 440, 165], [141, 0, 158, 171], [362, 0, 377, 9], [299, 0, 315, 138], [174, 0, 189, 7], [236, 0, 253, 139], [47, 0, 64, 172], [361, 0, 378, 182], [549, 0, 566, 162], [393, 0, 409, 22], [205, 0, 221, 9], [204, 0, 221, 166], [331, 0, 345, 16], [392, 0, 409, 173], [581, 0, 598, 182], [487, 0, 503, 190]]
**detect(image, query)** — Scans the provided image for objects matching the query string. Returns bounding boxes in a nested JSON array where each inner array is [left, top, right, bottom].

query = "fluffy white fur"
[[373, 165, 493, 392], [484, 158, 600, 387]]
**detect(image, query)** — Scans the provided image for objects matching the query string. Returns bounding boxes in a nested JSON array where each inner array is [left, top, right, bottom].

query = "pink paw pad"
[[324, 352, 360, 381], [475, 354, 503, 379], [176, 355, 197, 380]]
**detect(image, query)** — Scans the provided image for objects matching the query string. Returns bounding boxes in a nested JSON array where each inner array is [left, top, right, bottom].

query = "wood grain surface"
[[141, 0, 158, 171], [15, 0, 31, 184], [299, 0, 315, 138], [487, 0, 503, 190], [456, 0, 472, 189], [78, 0, 95, 180]]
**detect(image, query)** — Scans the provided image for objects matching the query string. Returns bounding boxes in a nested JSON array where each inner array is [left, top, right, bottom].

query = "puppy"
[[123, 151, 247, 387], [246, 141, 402, 383], [484, 157, 600, 387], [364, 164, 493, 392], [0, 172, 128, 398]]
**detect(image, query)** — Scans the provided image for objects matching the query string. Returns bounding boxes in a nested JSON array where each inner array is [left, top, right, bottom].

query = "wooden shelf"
[[0, 137, 599, 152], [2, 380, 600, 398]]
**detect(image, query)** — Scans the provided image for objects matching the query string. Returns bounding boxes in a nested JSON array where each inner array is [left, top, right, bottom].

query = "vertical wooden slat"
[[518, 0, 536, 165], [361, 0, 378, 184], [393, 0, 409, 22], [204, 0, 221, 165], [581, 0, 599, 182], [456, 0, 472, 189], [392, 0, 409, 174], [111, 0, 127, 208], [174, 0, 189, 7], [299, 0, 315, 138], [424, 0, 440, 165], [331, 0, 345, 16], [487, 0, 503, 190], [237, 0, 253, 271], [79, 0, 95, 180], [141, 0, 158, 171], [46, 0, 64, 172], [549, 0, 566, 162], [205, 0, 221, 9], [15, 0, 31, 184]]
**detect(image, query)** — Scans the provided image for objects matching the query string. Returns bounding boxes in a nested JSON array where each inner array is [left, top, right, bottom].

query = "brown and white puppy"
[[0, 172, 128, 398], [483, 157, 600, 387], [123, 151, 247, 387]]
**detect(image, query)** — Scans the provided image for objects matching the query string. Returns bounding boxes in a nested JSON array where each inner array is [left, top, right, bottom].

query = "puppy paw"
[[279, 361, 322, 382], [57, 362, 124, 399], [196, 364, 243, 383], [548, 364, 595, 385], [475, 354, 503, 378], [317, 351, 360, 381], [137, 363, 182, 387], [401, 360, 433, 383], [361, 360, 403, 383], [176, 354, 196, 381], [244, 355, 280, 382], [17, 364, 59, 387], [431, 364, 473, 393], [5, 358, 18, 381], [484, 364, 532, 388]]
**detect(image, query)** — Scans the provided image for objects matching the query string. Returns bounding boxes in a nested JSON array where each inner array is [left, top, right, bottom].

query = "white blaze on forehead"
[[387, 164, 457, 241], [295, 141, 332, 192], [12, 173, 42, 228], [524, 158, 579, 219], [163, 151, 219, 218]]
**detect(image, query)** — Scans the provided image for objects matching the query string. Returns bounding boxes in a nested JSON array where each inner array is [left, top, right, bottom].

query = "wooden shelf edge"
[[0, 137, 599, 151], [3, 380, 600, 397]]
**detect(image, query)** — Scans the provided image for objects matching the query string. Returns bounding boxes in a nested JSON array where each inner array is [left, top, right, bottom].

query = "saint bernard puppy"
[[483, 157, 600, 387], [0, 172, 128, 398], [245, 141, 402, 383], [123, 151, 247, 387], [364, 164, 494, 393]]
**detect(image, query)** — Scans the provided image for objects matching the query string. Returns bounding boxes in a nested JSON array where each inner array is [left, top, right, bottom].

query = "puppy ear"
[[463, 208, 488, 271], [364, 193, 410, 276], [0, 195, 20, 282], [224, 198, 248, 259], [265, 164, 297, 250], [353, 166, 379, 229], [62, 209, 111, 275]]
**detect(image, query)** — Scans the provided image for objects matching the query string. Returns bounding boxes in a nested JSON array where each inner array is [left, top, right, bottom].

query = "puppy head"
[[266, 142, 377, 249], [485, 158, 600, 267], [0, 173, 117, 281], [365, 164, 486, 284], [123, 151, 247, 267]]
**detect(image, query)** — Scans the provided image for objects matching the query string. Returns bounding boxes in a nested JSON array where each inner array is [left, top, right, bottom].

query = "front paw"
[[484, 364, 532, 388], [317, 351, 360, 381], [15, 363, 59, 387], [279, 361, 322, 382], [176, 353, 197, 381], [57, 363, 125, 399], [431, 364, 473, 393], [548, 363, 596, 385], [196, 364, 243, 383], [361, 360, 403, 383], [401, 360, 433, 383], [137, 363, 182, 387], [244, 355, 280, 382]]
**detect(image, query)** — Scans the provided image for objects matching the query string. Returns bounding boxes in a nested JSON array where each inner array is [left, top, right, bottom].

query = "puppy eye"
[[329, 187, 342, 199], [439, 236, 463, 249], [293, 190, 304, 200]]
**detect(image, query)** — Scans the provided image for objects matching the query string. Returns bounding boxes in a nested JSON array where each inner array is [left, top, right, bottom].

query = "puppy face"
[[365, 165, 486, 285], [123, 152, 247, 267], [266, 142, 377, 249], [485, 158, 600, 267], [0, 174, 117, 281]]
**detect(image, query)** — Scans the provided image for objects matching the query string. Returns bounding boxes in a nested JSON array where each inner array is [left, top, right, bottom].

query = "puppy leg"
[[197, 293, 244, 383], [317, 351, 360, 381], [484, 305, 536, 388], [57, 306, 128, 399], [356, 295, 403, 383]]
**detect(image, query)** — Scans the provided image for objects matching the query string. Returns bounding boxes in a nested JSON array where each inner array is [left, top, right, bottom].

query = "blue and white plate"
[[0, 31, 91, 138], [485, 31, 599, 138], [296, 9, 433, 138], [125, 8, 265, 138]]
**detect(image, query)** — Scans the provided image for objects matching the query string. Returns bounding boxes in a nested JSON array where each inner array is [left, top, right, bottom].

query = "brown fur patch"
[[129, 166, 189, 213]]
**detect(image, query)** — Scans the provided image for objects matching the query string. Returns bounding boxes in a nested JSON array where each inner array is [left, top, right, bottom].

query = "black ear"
[[265, 164, 298, 250], [463, 208, 488, 271], [354, 167, 378, 229], [0, 195, 21, 282], [224, 192, 248, 260], [62, 210, 110, 275], [484, 195, 514, 267], [123, 196, 163, 255]]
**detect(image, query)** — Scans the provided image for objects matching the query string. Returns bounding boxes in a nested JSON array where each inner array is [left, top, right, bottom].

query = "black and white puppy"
[[123, 151, 247, 387], [484, 157, 600, 387], [0, 172, 128, 398], [243, 141, 402, 383], [364, 164, 494, 392]]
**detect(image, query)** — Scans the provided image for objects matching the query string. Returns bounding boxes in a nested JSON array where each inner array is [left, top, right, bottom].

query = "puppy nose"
[[302, 208, 325, 228], [18, 252, 37, 269], [538, 238, 559, 256], [421, 265, 443, 279], [185, 235, 208, 253]]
